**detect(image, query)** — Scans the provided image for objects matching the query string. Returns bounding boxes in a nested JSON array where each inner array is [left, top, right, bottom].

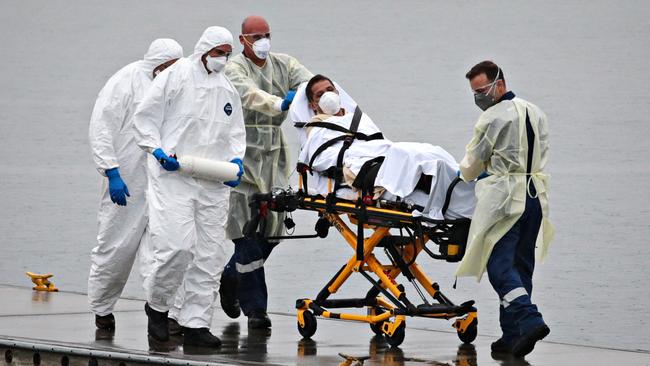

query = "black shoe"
[[183, 327, 222, 348], [145, 303, 169, 342], [168, 317, 183, 336], [95, 313, 115, 330], [512, 324, 550, 358], [247, 311, 272, 329], [491, 338, 512, 353], [219, 276, 241, 319]]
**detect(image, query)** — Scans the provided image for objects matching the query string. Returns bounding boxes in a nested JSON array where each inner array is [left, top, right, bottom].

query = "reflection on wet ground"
[[1, 286, 648, 366]]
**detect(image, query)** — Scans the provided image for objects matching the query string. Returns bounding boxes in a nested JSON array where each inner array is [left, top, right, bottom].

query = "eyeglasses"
[[242, 32, 271, 41]]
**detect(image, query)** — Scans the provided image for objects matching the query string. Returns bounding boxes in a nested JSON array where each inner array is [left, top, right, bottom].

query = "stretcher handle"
[[441, 176, 462, 216], [242, 193, 272, 238], [250, 192, 273, 204]]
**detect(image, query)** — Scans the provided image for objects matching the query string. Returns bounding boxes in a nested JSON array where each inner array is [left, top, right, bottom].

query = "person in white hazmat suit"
[[456, 61, 554, 358], [133, 26, 246, 348], [87, 38, 183, 331], [220, 15, 313, 329]]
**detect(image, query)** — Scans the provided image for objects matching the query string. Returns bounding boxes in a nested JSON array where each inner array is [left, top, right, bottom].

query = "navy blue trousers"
[[486, 194, 546, 345], [222, 237, 278, 316]]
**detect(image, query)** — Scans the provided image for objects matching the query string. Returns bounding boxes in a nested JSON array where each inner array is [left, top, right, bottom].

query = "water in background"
[[1, 0, 648, 351]]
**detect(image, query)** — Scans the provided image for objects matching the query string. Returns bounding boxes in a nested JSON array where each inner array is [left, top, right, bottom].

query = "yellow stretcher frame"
[[248, 177, 478, 347]]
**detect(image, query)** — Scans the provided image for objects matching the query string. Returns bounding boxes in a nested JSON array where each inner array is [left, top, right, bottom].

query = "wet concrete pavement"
[[1, 285, 649, 365]]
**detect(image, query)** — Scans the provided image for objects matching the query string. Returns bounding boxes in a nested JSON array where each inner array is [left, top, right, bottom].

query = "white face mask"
[[206, 55, 227, 73], [252, 38, 271, 60], [318, 91, 341, 115]]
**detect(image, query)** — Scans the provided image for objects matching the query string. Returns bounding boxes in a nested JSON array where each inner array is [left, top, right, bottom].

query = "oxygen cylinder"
[[177, 155, 239, 182]]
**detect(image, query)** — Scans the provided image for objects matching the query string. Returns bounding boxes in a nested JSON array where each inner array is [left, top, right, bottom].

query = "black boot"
[[168, 317, 183, 336], [95, 313, 115, 330], [183, 327, 222, 348], [219, 276, 241, 319], [490, 338, 512, 353], [145, 303, 169, 342], [247, 311, 271, 329], [512, 324, 550, 358]]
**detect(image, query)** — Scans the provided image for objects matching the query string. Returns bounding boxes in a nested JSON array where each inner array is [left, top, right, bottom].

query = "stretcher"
[[244, 167, 478, 347]]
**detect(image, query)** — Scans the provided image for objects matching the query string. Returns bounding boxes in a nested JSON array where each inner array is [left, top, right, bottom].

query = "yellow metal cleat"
[[26, 272, 58, 292], [338, 353, 370, 366]]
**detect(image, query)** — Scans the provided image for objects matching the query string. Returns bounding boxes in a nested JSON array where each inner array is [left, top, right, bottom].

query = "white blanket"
[[377, 142, 476, 219]]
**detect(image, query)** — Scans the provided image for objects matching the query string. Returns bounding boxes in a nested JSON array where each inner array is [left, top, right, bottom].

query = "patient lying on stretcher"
[[289, 74, 476, 220]]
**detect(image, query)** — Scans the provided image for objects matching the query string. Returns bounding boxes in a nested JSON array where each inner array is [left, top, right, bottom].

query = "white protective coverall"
[[87, 39, 183, 316], [224, 53, 312, 238], [133, 27, 246, 328], [455, 97, 554, 280]]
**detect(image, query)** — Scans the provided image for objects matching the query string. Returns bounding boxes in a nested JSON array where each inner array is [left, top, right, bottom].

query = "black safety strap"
[[336, 106, 363, 170], [308, 135, 349, 172], [307, 131, 384, 173], [306, 106, 384, 175], [296, 162, 310, 194], [334, 106, 363, 191], [350, 106, 363, 133], [352, 156, 385, 196], [304, 121, 351, 134]]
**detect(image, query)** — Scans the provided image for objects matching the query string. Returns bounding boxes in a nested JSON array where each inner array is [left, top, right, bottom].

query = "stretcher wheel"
[[385, 323, 405, 348], [297, 310, 317, 338], [368, 307, 386, 336], [457, 317, 478, 344]]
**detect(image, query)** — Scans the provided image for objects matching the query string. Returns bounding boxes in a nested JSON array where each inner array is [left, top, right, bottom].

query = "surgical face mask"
[[318, 91, 341, 115], [474, 90, 497, 111], [251, 38, 271, 60], [206, 55, 227, 73]]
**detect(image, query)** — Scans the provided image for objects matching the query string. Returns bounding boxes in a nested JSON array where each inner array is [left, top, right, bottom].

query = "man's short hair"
[[306, 74, 334, 102], [465, 60, 505, 83]]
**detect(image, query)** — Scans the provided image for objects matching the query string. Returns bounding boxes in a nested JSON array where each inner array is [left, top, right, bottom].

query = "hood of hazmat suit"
[[131, 27, 246, 328], [455, 97, 555, 280], [87, 38, 183, 316], [133, 27, 244, 169], [89, 38, 184, 175], [224, 48, 313, 239]]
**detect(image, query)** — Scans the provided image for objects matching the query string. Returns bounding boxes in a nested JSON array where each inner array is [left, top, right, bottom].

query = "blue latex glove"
[[106, 167, 130, 206], [225, 158, 244, 187], [224, 178, 240, 188], [152, 148, 180, 171], [231, 158, 244, 177], [280, 90, 297, 111]]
